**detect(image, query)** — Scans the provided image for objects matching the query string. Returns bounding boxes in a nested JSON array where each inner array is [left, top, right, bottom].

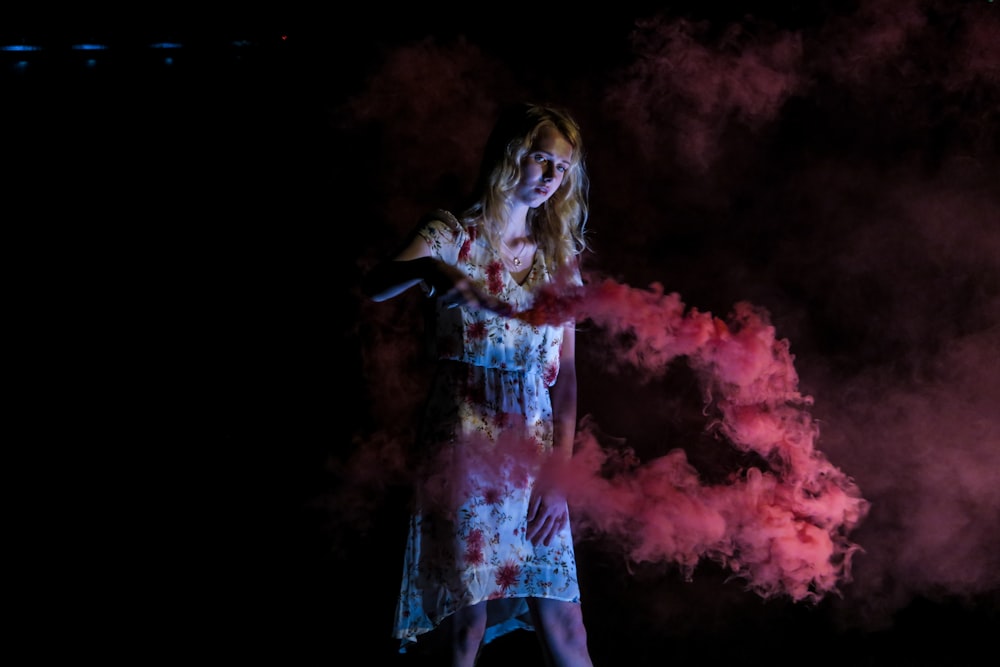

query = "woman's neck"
[[501, 206, 530, 242]]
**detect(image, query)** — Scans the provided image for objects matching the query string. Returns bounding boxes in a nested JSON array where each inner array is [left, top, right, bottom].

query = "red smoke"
[[517, 273, 870, 602]]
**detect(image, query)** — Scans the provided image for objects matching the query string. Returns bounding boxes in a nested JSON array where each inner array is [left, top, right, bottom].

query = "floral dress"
[[393, 212, 584, 651]]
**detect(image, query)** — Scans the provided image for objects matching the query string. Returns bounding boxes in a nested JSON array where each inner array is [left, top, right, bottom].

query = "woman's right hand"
[[429, 261, 512, 316]]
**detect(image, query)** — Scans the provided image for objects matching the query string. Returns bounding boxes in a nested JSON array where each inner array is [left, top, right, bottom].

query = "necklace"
[[500, 235, 527, 267]]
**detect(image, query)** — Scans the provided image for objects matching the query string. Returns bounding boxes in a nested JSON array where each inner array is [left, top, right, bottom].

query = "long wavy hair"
[[459, 102, 591, 273]]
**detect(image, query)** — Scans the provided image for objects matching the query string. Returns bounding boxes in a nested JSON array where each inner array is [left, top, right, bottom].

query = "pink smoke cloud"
[[605, 13, 804, 171], [515, 274, 870, 602]]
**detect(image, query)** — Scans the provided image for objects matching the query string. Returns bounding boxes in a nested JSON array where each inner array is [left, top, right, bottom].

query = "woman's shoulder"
[[418, 208, 463, 233], [415, 209, 472, 256]]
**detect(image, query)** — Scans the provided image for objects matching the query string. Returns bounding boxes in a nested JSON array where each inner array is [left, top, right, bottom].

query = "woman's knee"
[[531, 598, 589, 643], [449, 603, 488, 646]]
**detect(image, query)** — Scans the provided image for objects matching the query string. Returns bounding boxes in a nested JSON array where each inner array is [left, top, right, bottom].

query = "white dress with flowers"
[[392, 212, 584, 651]]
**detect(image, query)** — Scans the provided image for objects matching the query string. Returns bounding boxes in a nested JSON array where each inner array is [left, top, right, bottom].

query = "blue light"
[[0, 44, 43, 52]]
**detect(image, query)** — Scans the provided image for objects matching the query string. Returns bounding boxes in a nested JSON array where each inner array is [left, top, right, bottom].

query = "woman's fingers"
[[439, 282, 514, 316], [526, 503, 568, 546]]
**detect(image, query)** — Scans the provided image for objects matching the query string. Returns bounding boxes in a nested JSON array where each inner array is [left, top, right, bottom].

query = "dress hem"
[[395, 594, 583, 653]]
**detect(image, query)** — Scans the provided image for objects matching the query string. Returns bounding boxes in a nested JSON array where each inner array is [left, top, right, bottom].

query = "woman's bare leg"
[[527, 598, 594, 667], [445, 602, 487, 667]]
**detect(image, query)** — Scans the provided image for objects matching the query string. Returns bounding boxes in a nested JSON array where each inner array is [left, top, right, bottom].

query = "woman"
[[362, 102, 595, 667]]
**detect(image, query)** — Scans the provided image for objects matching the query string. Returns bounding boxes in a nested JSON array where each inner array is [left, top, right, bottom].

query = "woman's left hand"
[[525, 487, 569, 547]]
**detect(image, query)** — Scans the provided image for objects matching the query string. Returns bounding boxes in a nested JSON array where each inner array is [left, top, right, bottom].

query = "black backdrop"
[[6, 3, 998, 665]]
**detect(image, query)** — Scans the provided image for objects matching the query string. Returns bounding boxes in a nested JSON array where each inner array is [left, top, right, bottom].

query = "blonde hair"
[[460, 103, 590, 273]]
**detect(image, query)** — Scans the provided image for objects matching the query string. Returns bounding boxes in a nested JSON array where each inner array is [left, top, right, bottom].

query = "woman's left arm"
[[550, 322, 578, 463], [526, 322, 578, 547]]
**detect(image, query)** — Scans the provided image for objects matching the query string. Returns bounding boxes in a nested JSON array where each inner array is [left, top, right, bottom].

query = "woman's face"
[[514, 125, 574, 209]]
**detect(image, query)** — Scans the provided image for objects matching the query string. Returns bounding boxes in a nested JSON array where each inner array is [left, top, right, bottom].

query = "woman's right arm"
[[361, 233, 511, 315], [361, 224, 458, 301], [361, 234, 479, 305], [360, 233, 436, 302]]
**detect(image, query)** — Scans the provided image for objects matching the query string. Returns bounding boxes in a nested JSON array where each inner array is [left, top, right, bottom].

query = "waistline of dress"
[[435, 357, 545, 375]]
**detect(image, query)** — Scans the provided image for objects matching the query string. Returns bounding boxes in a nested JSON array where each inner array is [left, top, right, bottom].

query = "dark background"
[[5, 2, 997, 665]]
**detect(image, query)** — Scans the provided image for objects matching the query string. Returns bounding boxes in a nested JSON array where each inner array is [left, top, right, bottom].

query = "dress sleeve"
[[416, 210, 465, 265]]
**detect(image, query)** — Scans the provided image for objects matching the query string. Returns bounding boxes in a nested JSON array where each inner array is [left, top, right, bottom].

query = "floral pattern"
[[393, 214, 584, 651]]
